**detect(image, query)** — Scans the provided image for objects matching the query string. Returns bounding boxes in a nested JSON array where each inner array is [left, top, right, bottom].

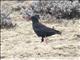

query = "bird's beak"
[[23, 15, 31, 21]]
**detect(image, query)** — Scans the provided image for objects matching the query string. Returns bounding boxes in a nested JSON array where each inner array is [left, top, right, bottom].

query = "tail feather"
[[55, 30, 61, 35]]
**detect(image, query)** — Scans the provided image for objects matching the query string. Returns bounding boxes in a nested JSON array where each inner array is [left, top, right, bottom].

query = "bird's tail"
[[55, 30, 61, 35]]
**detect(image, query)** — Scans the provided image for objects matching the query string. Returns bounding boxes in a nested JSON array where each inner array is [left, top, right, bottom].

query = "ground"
[[1, 18, 80, 60], [1, 1, 80, 60]]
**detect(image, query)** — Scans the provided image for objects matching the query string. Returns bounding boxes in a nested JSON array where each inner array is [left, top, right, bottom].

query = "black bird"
[[26, 15, 61, 44]]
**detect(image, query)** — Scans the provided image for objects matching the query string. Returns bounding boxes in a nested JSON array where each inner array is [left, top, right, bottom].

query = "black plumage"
[[30, 15, 61, 43]]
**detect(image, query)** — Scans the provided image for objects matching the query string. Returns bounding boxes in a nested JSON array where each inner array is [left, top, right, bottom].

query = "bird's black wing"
[[33, 23, 55, 37]]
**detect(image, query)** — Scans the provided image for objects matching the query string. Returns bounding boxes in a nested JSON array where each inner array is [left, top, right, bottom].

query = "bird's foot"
[[44, 38, 48, 44]]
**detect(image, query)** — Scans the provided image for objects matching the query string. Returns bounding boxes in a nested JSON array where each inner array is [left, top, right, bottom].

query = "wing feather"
[[33, 23, 55, 36]]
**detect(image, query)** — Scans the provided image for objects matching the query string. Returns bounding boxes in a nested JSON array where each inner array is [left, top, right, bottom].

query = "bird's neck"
[[32, 19, 39, 24], [32, 22, 39, 26]]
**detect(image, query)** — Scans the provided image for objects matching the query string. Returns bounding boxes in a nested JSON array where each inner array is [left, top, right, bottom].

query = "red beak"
[[23, 15, 31, 21]]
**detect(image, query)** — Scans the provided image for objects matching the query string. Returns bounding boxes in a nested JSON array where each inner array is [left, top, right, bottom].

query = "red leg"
[[44, 37, 48, 44]]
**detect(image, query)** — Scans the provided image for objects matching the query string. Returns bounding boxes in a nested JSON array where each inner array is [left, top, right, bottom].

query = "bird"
[[28, 15, 61, 44]]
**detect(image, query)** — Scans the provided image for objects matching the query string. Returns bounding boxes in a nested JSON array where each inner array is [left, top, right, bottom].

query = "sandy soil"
[[1, 19, 80, 60]]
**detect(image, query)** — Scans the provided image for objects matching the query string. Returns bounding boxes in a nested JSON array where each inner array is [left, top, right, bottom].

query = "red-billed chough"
[[25, 15, 61, 44]]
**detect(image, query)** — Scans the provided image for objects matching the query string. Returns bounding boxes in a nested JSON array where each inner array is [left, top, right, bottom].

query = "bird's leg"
[[41, 37, 44, 43], [44, 36, 48, 44]]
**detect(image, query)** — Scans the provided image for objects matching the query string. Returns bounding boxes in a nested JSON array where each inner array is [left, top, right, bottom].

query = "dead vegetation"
[[1, 1, 80, 60], [1, 19, 80, 59]]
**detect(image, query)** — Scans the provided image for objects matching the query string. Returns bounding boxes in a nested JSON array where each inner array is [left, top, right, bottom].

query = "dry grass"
[[1, 1, 80, 60], [1, 18, 80, 60]]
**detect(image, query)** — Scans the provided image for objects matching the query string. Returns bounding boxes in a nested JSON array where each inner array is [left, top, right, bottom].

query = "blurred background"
[[1, 0, 80, 28]]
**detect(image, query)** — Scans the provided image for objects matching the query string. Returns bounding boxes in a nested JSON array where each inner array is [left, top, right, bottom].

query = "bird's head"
[[31, 15, 40, 20], [23, 13, 40, 23], [30, 15, 40, 23]]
